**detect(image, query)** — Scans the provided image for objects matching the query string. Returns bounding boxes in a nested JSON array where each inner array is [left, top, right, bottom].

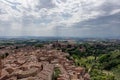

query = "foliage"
[[112, 65, 120, 80], [34, 43, 43, 48], [52, 67, 61, 80], [99, 50, 120, 70], [0, 52, 9, 59], [55, 41, 120, 80], [90, 69, 115, 80]]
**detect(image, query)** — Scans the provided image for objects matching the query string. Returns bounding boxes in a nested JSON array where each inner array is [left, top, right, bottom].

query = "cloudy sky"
[[0, 0, 120, 38]]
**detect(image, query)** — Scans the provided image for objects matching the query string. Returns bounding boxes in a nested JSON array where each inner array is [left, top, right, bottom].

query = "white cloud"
[[110, 9, 120, 15], [0, 0, 106, 22], [0, 0, 120, 37]]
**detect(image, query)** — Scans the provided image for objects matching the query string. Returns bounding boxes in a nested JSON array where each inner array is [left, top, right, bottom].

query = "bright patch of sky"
[[0, 0, 120, 38]]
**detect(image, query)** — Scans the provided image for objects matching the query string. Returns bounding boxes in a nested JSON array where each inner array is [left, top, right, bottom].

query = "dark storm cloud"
[[71, 12, 120, 38], [100, 1, 120, 14], [74, 12, 120, 26]]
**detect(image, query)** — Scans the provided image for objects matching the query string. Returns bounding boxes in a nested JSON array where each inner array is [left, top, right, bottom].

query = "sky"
[[0, 0, 120, 38]]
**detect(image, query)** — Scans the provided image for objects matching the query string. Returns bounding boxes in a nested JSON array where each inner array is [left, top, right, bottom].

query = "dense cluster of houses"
[[0, 45, 90, 80]]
